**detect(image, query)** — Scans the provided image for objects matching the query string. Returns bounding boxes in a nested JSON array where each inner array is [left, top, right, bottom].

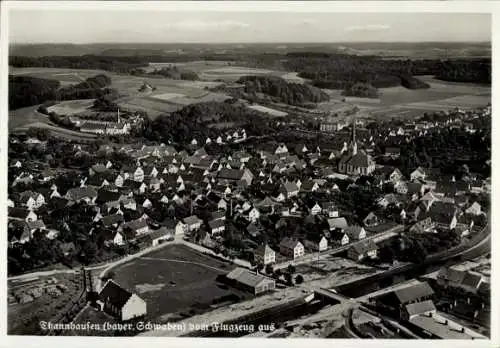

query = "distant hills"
[[9, 42, 491, 59]]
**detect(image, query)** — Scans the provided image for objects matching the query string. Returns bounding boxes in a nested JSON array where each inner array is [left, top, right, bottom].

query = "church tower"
[[117, 108, 121, 124], [350, 112, 358, 155]]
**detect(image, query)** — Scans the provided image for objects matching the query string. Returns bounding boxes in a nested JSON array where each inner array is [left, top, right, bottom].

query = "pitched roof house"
[[98, 280, 147, 321]]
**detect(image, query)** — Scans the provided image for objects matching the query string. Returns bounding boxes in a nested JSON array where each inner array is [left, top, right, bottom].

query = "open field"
[[9, 106, 97, 141], [10, 67, 106, 85], [110, 244, 240, 320], [9, 105, 49, 130], [11, 67, 490, 123], [318, 76, 490, 121], [10, 67, 232, 118], [248, 104, 289, 117], [145, 60, 233, 73], [47, 99, 95, 115]]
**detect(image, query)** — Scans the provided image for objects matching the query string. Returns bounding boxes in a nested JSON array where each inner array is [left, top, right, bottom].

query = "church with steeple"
[[337, 114, 376, 176]]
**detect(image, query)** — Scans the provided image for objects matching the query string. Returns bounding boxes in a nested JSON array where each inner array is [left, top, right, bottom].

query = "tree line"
[[282, 53, 490, 89], [9, 73, 113, 110], [130, 65, 199, 81]]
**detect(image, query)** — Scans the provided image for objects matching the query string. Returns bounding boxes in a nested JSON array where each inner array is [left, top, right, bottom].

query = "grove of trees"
[[9, 73, 113, 110], [236, 75, 330, 106]]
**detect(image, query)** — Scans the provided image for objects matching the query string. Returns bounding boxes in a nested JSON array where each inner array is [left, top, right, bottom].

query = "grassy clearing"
[[47, 99, 95, 116], [248, 104, 288, 117], [111, 244, 237, 320]]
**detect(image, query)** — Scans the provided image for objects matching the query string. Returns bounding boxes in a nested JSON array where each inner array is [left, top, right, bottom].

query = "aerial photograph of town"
[[4, 2, 494, 343]]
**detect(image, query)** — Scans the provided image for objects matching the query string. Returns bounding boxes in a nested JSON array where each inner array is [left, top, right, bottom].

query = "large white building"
[[79, 110, 131, 135]]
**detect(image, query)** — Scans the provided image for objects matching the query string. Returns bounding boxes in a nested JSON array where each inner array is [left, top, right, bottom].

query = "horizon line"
[[10, 40, 493, 45]]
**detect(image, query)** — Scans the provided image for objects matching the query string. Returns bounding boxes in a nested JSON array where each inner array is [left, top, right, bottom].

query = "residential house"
[[217, 168, 254, 186], [303, 235, 328, 252], [465, 202, 482, 216], [65, 187, 98, 205], [133, 167, 145, 182], [363, 212, 381, 227], [331, 231, 350, 246], [98, 280, 147, 321], [175, 221, 186, 236], [322, 202, 339, 218], [253, 244, 276, 265], [347, 240, 378, 261], [183, 215, 203, 233], [119, 219, 149, 236], [328, 217, 348, 232], [394, 181, 409, 194], [19, 191, 45, 210], [149, 227, 174, 246], [208, 219, 225, 235], [410, 167, 427, 181], [101, 214, 125, 229], [246, 207, 261, 223], [300, 180, 320, 193], [409, 217, 436, 234], [279, 238, 305, 259], [24, 220, 46, 240], [275, 143, 289, 156], [280, 181, 299, 199], [309, 202, 322, 216], [345, 225, 366, 240]]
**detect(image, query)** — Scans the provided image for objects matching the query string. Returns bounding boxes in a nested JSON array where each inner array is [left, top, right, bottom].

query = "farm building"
[[370, 281, 435, 318], [98, 280, 147, 322], [224, 267, 276, 295]]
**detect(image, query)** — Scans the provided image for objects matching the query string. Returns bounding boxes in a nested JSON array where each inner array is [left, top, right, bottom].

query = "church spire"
[[351, 112, 357, 155]]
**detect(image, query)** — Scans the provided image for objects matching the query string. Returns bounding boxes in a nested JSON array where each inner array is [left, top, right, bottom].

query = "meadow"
[[47, 99, 95, 116], [110, 244, 241, 321], [318, 76, 491, 121], [10, 66, 490, 126], [247, 104, 289, 117]]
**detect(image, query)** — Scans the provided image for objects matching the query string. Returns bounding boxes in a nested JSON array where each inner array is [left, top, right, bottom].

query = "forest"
[[236, 75, 330, 106], [142, 99, 284, 146], [283, 52, 491, 88], [130, 66, 200, 80], [398, 126, 491, 179], [9, 76, 61, 110], [9, 73, 113, 110]]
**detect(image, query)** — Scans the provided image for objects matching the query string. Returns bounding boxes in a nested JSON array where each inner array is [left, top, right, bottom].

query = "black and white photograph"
[[1, 1, 497, 345]]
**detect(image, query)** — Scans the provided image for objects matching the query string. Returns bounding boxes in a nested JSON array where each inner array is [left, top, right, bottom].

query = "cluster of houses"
[[7, 104, 490, 268], [370, 280, 487, 339]]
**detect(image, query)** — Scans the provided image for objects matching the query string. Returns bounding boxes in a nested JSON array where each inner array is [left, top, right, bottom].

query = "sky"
[[9, 10, 491, 44]]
